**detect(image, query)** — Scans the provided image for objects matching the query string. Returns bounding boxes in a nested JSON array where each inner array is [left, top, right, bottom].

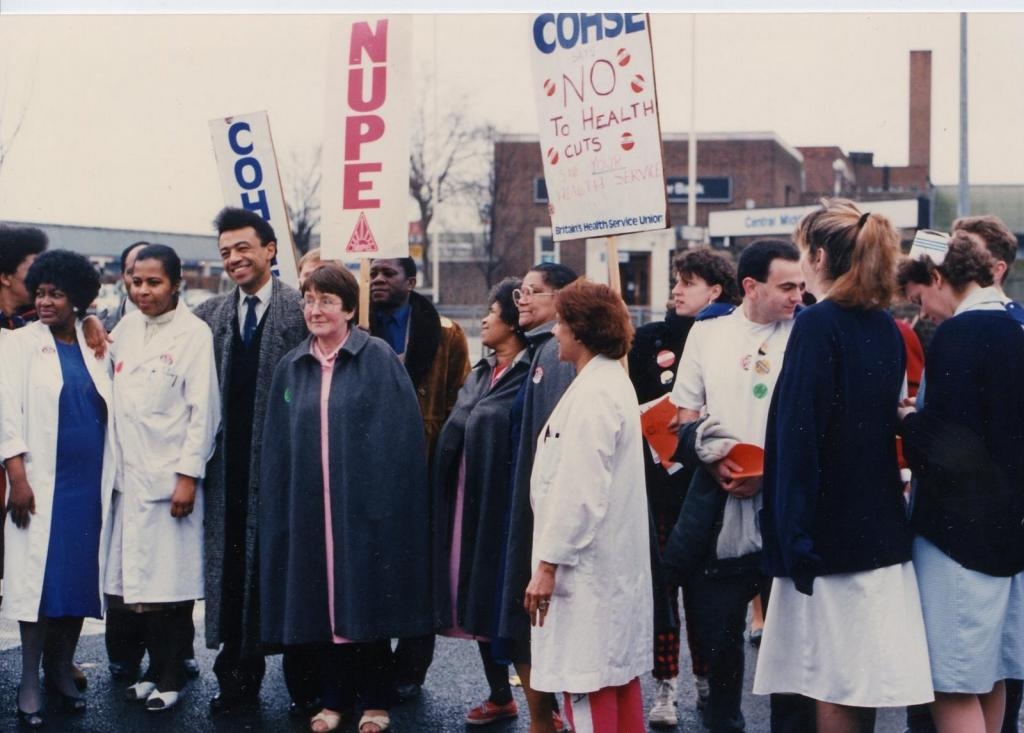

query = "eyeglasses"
[[302, 297, 345, 312], [512, 287, 557, 306]]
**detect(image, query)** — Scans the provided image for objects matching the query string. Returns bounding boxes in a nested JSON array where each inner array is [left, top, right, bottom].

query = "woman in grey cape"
[[433, 278, 530, 726], [259, 263, 431, 733]]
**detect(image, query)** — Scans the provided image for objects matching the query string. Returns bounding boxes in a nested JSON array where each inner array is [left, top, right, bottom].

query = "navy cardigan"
[[901, 309, 1024, 576], [761, 301, 911, 594]]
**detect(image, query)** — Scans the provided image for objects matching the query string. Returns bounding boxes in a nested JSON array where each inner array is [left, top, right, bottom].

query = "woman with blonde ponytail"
[[753, 199, 933, 732]]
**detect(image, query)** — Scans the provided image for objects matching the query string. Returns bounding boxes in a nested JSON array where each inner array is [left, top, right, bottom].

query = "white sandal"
[[358, 712, 391, 732], [124, 681, 156, 701], [310, 708, 343, 732], [145, 689, 180, 711]]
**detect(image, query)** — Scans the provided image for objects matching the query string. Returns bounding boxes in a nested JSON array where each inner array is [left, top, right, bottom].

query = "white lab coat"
[[529, 355, 654, 694], [0, 322, 115, 622], [104, 303, 219, 603]]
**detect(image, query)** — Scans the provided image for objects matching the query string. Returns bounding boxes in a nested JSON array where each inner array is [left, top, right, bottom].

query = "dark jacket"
[[761, 302, 911, 595], [627, 311, 695, 514], [661, 418, 763, 587], [370, 290, 470, 460], [193, 278, 308, 651], [902, 310, 1024, 576], [259, 329, 433, 645], [432, 352, 530, 636]]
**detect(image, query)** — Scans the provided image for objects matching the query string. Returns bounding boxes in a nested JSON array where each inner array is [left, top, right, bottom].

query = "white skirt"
[[753, 563, 934, 707]]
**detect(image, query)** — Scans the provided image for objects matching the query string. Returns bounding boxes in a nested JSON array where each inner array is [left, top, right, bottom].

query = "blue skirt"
[[914, 535, 1024, 692], [39, 341, 104, 619]]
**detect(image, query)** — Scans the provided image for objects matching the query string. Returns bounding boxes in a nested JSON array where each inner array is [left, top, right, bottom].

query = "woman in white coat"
[[0, 250, 114, 728], [105, 244, 219, 711], [524, 279, 653, 733]]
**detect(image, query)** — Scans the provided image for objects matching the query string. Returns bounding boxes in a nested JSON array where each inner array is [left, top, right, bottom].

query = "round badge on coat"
[[752, 383, 769, 399], [660, 369, 674, 385], [656, 349, 675, 368], [533, 366, 544, 384]]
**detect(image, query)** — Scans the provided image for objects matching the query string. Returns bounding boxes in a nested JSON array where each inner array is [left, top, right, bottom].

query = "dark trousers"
[[213, 639, 265, 700], [319, 640, 394, 712], [478, 641, 513, 705], [683, 569, 765, 733], [140, 603, 194, 692], [105, 607, 146, 670], [106, 606, 197, 671], [283, 646, 322, 706], [392, 634, 435, 687], [215, 468, 264, 700]]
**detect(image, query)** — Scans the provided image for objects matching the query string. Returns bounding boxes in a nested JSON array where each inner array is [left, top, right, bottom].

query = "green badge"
[[284, 387, 293, 404], [752, 383, 768, 399]]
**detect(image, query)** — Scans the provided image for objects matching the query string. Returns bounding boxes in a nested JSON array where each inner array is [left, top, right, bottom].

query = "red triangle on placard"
[[345, 212, 380, 253]]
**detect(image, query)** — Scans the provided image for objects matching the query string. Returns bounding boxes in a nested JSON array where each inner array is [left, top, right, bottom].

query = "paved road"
[[0, 602, 932, 732]]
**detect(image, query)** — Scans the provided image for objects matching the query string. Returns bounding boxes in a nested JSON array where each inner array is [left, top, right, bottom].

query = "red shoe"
[[465, 699, 519, 725]]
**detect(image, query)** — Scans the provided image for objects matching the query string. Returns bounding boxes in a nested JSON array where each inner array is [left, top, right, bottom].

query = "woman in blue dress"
[[898, 233, 1024, 733], [0, 250, 114, 728]]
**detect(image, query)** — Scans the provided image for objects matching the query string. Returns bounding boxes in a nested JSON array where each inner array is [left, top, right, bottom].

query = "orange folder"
[[640, 395, 679, 468]]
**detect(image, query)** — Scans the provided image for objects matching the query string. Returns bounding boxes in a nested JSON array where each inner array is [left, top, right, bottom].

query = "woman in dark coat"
[[258, 263, 431, 733], [433, 278, 530, 726]]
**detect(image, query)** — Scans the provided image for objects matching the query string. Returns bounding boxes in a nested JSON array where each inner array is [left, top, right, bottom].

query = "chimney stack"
[[909, 50, 932, 169]]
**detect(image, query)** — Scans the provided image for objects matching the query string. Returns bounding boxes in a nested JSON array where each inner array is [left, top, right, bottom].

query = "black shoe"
[[395, 683, 422, 701], [183, 658, 200, 679], [15, 707, 44, 729], [288, 698, 322, 718], [749, 628, 763, 648], [58, 694, 86, 715], [209, 693, 259, 717]]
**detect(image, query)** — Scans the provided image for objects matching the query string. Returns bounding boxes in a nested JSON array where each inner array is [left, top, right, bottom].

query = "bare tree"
[[283, 145, 321, 255], [0, 78, 31, 178], [466, 126, 531, 290], [408, 105, 480, 287]]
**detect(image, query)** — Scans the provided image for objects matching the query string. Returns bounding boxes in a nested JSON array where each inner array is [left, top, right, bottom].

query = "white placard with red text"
[[321, 16, 412, 261], [530, 13, 668, 241], [209, 110, 299, 287]]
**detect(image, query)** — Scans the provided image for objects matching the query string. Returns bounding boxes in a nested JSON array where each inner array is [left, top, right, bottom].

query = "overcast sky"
[[0, 12, 1021, 235]]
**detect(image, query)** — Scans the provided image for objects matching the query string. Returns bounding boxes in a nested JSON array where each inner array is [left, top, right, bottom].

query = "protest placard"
[[530, 13, 668, 242], [209, 111, 299, 287], [320, 16, 412, 262]]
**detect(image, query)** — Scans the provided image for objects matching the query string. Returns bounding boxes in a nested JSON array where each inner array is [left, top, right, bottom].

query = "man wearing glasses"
[[497, 263, 578, 732], [367, 256, 470, 700]]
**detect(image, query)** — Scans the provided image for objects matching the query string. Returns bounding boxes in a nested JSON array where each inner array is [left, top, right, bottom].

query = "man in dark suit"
[[192, 207, 308, 717], [368, 257, 470, 699]]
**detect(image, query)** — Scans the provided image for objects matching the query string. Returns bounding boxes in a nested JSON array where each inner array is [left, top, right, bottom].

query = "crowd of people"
[[0, 199, 1021, 733]]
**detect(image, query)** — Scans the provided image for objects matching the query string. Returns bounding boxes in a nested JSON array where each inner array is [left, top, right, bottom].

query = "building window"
[[534, 228, 559, 264]]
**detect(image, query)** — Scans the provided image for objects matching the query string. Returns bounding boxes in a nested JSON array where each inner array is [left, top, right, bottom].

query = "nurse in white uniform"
[[105, 244, 219, 711]]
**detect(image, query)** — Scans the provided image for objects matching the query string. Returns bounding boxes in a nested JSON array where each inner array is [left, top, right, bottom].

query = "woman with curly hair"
[[523, 279, 652, 733], [0, 249, 115, 728], [433, 278, 532, 725], [898, 233, 1024, 733]]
